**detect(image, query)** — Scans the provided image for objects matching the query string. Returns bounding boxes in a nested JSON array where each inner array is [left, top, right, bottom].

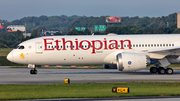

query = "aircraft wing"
[[141, 46, 180, 59]]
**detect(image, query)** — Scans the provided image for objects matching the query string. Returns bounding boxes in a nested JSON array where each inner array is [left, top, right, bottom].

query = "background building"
[[177, 13, 180, 28]]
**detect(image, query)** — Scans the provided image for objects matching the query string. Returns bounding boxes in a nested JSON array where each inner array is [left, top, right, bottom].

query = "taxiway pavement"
[[0, 66, 180, 84]]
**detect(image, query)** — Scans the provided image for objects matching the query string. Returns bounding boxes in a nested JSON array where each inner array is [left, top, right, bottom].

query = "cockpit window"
[[15, 45, 19, 49], [19, 46, 25, 49], [15, 45, 25, 49]]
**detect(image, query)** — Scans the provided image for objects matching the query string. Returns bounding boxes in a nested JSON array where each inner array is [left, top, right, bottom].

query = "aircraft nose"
[[7, 51, 13, 62]]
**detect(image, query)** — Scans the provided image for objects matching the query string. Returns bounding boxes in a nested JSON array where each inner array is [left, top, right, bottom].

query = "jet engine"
[[116, 52, 150, 71]]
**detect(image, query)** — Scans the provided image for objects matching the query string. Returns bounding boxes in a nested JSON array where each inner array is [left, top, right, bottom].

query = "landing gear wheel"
[[158, 67, 165, 74], [30, 69, 38, 74], [166, 68, 173, 75], [150, 67, 157, 73], [34, 70, 37, 74], [30, 70, 33, 74]]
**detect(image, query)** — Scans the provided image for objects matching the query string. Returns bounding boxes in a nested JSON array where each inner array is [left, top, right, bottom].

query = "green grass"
[[0, 81, 180, 100], [0, 48, 24, 66], [0, 56, 23, 66], [0, 48, 13, 56]]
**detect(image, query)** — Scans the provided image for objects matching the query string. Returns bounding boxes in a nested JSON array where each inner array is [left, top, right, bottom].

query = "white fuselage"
[[7, 34, 180, 68]]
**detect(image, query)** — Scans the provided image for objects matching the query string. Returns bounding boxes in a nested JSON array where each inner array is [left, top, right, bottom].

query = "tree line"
[[0, 15, 80, 33], [0, 13, 177, 33], [67, 13, 177, 31], [0, 12, 179, 48], [67, 25, 180, 35], [0, 25, 180, 48]]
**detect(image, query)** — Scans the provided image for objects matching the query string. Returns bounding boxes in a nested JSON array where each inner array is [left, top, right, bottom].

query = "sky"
[[0, 0, 180, 21]]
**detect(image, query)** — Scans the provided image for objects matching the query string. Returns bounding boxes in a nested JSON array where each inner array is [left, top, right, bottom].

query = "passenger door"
[[35, 42, 43, 54]]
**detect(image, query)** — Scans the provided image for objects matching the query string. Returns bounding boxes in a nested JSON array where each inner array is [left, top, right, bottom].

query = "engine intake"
[[116, 52, 150, 71]]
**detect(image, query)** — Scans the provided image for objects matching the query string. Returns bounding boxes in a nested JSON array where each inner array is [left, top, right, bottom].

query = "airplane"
[[6, 33, 180, 75]]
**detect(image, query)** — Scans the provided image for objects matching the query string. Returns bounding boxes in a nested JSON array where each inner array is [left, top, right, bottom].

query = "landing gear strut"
[[30, 68, 38, 74], [150, 67, 173, 74]]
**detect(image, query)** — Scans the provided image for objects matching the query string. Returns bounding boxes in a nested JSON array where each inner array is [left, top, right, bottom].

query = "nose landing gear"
[[30, 68, 38, 74], [28, 64, 38, 75]]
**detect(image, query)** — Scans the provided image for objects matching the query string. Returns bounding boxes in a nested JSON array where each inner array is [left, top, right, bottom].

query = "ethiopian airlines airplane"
[[6, 33, 180, 74]]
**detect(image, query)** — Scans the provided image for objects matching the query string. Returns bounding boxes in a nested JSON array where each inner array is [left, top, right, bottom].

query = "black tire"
[[30, 70, 34, 74], [30, 69, 38, 74], [34, 70, 38, 74], [158, 67, 166, 74], [166, 68, 173, 74], [150, 67, 157, 73]]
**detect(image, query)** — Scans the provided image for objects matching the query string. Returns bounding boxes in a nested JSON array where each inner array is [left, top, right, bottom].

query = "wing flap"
[[147, 46, 180, 53]]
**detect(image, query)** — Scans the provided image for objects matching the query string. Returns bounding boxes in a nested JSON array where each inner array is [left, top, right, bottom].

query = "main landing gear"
[[149, 58, 174, 74], [150, 67, 173, 74]]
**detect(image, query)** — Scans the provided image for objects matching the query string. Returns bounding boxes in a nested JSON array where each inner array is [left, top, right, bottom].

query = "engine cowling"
[[116, 52, 150, 71], [103, 64, 117, 69]]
